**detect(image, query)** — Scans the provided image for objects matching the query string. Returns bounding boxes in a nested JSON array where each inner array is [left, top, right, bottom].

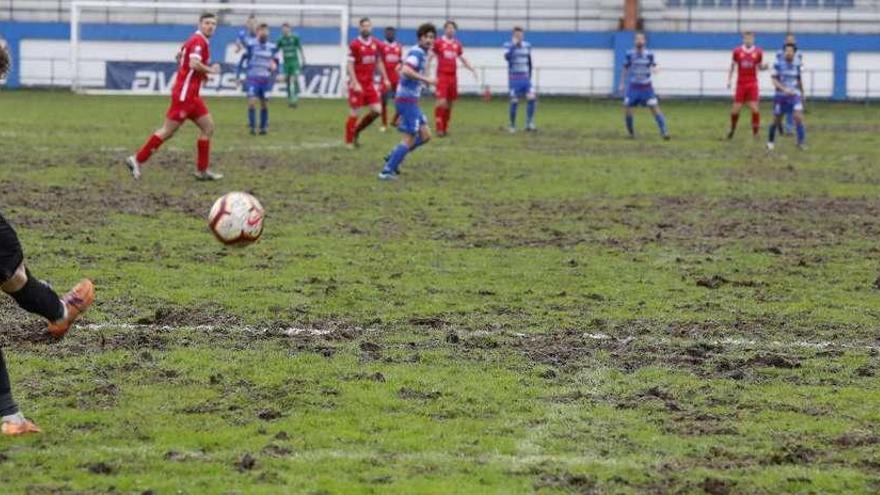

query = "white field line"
[[101, 141, 342, 154], [78, 323, 880, 351]]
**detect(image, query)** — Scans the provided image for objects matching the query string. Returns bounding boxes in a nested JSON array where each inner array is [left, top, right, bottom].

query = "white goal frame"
[[70, 1, 349, 96]]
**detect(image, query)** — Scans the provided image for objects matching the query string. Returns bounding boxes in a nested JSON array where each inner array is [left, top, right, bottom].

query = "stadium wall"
[[1, 21, 879, 99]]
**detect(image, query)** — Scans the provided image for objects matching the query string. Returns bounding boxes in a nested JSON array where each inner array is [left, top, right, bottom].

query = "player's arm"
[[727, 61, 736, 89], [401, 62, 435, 86], [770, 73, 791, 95], [618, 66, 628, 94], [189, 50, 220, 75], [298, 40, 306, 67], [459, 54, 478, 79], [347, 60, 362, 92], [797, 74, 806, 108], [377, 56, 391, 87]]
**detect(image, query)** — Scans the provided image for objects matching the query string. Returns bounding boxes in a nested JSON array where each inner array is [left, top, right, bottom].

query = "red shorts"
[[735, 83, 759, 103], [348, 81, 380, 109], [436, 74, 458, 102], [166, 96, 209, 122]]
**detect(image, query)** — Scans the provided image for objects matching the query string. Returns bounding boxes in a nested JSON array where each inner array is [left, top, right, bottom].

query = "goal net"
[[69, 1, 348, 98]]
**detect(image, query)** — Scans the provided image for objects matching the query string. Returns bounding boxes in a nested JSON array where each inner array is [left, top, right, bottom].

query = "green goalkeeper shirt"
[[276, 34, 302, 69]]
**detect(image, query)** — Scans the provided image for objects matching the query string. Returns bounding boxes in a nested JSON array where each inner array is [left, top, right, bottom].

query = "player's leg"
[[292, 70, 301, 106], [648, 98, 669, 140], [346, 86, 363, 146], [793, 107, 806, 148], [525, 84, 537, 131], [380, 104, 419, 179], [434, 98, 447, 137], [623, 91, 636, 137], [126, 117, 184, 179], [193, 112, 222, 180], [380, 87, 390, 130], [0, 348, 41, 436], [747, 99, 761, 137], [284, 74, 293, 106], [785, 107, 795, 134], [508, 85, 520, 133], [728, 100, 743, 139], [247, 95, 258, 135], [353, 85, 382, 142], [767, 101, 783, 150], [259, 86, 269, 135], [0, 214, 94, 339]]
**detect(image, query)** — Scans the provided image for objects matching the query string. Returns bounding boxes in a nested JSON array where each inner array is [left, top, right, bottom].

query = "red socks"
[[345, 116, 357, 143], [381, 100, 388, 126], [751, 112, 760, 136], [730, 113, 739, 132], [354, 112, 379, 134], [136, 133, 164, 164], [444, 107, 452, 132], [434, 107, 444, 133], [197, 138, 210, 172]]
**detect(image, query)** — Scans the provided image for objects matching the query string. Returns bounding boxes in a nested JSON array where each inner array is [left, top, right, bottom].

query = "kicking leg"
[[127, 118, 183, 179], [728, 101, 742, 139], [354, 103, 381, 144]]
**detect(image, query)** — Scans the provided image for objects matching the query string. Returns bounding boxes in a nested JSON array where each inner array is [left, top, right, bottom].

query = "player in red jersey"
[[726, 31, 767, 139], [125, 13, 224, 181], [345, 17, 390, 147], [378, 26, 403, 132], [430, 20, 477, 137]]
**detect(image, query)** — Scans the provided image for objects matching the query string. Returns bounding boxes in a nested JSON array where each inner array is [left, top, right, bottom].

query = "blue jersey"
[[242, 41, 279, 81], [395, 44, 428, 101], [238, 28, 257, 47], [504, 41, 532, 80], [623, 48, 656, 88], [772, 58, 802, 97], [775, 49, 803, 67]]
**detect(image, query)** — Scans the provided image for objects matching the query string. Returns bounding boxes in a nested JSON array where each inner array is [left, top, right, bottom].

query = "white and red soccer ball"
[[208, 192, 264, 246]]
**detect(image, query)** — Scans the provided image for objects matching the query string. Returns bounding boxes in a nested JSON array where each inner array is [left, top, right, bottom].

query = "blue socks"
[[654, 113, 668, 136], [382, 143, 409, 174], [526, 99, 536, 125], [796, 122, 805, 145], [509, 100, 518, 127], [410, 135, 425, 151], [785, 111, 794, 133], [248, 107, 256, 131], [260, 108, 268, 131], [768, 121, 777, 143], [625, 114, 634, 136]]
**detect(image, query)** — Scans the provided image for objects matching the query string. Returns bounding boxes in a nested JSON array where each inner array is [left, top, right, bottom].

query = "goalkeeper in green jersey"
[[276, 22, 306, 107]]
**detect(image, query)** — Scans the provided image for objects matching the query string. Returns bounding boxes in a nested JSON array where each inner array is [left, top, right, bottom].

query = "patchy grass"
[[0, 91, 879, 493]]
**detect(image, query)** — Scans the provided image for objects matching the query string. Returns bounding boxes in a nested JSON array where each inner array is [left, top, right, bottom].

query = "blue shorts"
[[624, 86, 658, 107], [245, 78, 273, 99], [773, 94, 803, 116], [395, 100, 427, 135], [509, 77, 533, 98]]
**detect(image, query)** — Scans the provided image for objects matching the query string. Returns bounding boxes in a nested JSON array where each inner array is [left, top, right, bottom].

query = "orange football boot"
[[1, 419, 41, 436], [47, 279, 95, 338]]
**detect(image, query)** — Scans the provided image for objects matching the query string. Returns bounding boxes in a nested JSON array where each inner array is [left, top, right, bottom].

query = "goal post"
[[69, 1, 349, 97]]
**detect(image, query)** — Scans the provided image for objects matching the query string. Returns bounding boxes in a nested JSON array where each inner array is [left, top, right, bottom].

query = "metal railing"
[[15, 56, 880, 99]]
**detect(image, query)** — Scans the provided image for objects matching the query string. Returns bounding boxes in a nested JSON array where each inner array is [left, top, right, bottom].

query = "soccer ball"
[[208, 192, 265, 246]]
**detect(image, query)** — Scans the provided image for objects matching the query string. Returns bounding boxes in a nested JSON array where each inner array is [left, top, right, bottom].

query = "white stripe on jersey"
[[179, 69, 194, 102]]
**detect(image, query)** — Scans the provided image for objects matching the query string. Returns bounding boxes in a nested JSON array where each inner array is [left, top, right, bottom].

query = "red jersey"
[[732, 45, 763, 86], [172, 31, 210, 103], [348, 36, 381, 84], [433, 36, 463, 76], [379, 40, 403, 81]]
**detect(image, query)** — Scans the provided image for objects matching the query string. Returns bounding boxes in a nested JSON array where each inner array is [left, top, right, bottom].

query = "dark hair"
[[417, 22, 437, 40], [444, 20, 457, 29], [359, 17, 370, 26], [0, 46, 9, 80], [282, 22, 291, 28], [385, 26, 396, 32], [512, 26, 524, 33], [258, 23, 268, 29], [784, 42, 797, 51], [199, 12, 216, 22]]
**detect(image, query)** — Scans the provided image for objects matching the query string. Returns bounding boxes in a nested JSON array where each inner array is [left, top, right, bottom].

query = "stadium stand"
[[2, 0, 878, 32]]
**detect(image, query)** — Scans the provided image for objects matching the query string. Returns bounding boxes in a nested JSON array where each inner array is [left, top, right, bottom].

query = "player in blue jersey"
[[775, 33, 805, 135], [618, 32, 670, 140], [767, 43, 806, 151], [504, 26, 536, 133], [378, 23, 437, 181], [235, 15, 258, 78], [237, 23, 280, 135]]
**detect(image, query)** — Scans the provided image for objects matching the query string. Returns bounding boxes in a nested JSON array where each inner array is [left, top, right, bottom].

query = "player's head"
[[416, 23, 437, 49], [282, 22, 291, 35], [444, 20, 457, 38], [634, 32, 646, 49], [246, 14, 257, 32], [512, 26, 524, 44], [384, 26, 396, 42], [359, 17, 372, 38], [0, 45, 9, 80], [257, 23, 269, 42], [742, 31, 754, 47], [783, 42, 796, 61], [199, 13, 217, 37]]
